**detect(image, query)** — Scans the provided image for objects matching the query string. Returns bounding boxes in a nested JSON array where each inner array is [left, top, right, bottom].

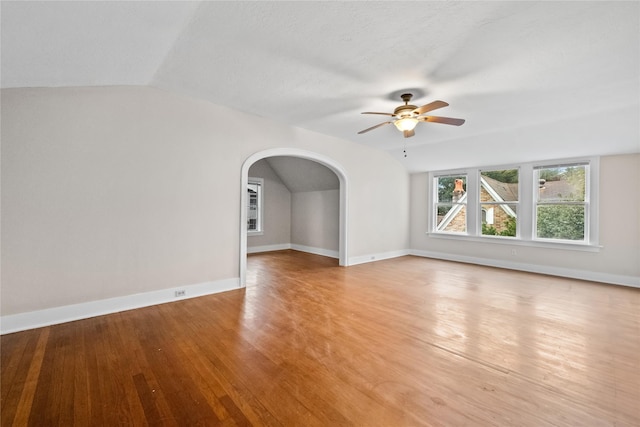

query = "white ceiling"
[[2, 1, 639, 172]]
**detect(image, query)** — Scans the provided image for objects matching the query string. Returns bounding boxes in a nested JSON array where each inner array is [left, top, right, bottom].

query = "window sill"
[[426, 232, 602, 252], [247, 231, 264, 236]]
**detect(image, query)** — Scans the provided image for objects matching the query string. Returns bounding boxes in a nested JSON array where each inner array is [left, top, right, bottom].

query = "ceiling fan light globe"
[[394, 118, 418, 132]]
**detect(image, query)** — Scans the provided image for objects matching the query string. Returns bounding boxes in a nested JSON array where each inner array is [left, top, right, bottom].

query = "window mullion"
[[467, 171, 479, 236], [519, 163, 534, 240]]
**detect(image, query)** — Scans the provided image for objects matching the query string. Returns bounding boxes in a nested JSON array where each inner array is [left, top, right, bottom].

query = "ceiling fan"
[[358, 93, 465, 138]]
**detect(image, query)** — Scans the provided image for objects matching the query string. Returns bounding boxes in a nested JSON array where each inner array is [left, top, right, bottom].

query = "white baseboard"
[[348, 249, 410, 266], [247, 243, 291, 254], [409, 249, 640, 288], [247, 243, 339, 259], [291, 244, 339, 259], [0, 278, 240, 335]]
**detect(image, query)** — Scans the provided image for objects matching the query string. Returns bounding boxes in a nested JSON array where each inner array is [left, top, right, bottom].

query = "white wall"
[[247, 158, 341, 256], [247, 159, 291, 249], [1, 86, 410, 319], [291, 190, 339, 254], [409, 153, 640, 286]]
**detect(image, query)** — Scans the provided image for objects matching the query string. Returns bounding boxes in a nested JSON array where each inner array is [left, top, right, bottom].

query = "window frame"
[[433, 174, 469, 235], [533, 162, 590, 243], [247, 177, 264, 236], [427, 157, 600, 252], [478, 167, 520, 239]]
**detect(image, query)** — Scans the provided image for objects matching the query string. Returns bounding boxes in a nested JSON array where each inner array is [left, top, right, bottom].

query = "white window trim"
[[532, 161, 593, 245], [427, 157, 600, 252], [247, 177, 264, 236], [433, 174, 469, 233]]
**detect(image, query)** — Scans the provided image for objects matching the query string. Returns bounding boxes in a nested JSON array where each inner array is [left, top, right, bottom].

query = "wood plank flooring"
[[2, 251, 639, 426]]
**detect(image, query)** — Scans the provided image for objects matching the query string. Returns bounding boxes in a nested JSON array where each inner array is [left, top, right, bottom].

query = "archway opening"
[[240, 149, 348, 286]]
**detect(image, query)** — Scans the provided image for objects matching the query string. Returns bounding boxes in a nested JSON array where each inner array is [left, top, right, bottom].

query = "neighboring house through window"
[[435, 175, 467, 233], [430, 158, 598, 248], [480, 169, 519, 237], [535, 163, 589, 241]]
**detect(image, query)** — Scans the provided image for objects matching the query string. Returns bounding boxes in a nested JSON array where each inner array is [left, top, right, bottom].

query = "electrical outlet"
[[511, 249, 517, 256], [175, 290, 186, 297]]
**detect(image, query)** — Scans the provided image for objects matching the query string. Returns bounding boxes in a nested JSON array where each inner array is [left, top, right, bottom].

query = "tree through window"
[[434, 175, 467, 233], [429, 158, 596, 247], [535, 164, 588, 241], [480, 169, 519, 237]]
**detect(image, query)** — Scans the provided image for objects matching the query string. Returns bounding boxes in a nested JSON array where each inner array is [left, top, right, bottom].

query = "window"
[[429, 158, 598, 249], [434, 175, 467, 233], [480, 169, 519, 238], [247, 177, 263, 234], [534, 164, 588, 242]]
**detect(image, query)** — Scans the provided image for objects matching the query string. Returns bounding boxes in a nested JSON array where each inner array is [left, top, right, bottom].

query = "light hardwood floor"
[[2, 251, 639, 426]]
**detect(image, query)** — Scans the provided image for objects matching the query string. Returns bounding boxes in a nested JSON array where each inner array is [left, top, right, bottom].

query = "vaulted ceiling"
[[2, 1, 638, 171]]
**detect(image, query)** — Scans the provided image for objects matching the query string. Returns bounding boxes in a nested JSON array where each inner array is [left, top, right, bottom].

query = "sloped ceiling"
[[265, 157, 339, 193], [2, 1, 638, 172]]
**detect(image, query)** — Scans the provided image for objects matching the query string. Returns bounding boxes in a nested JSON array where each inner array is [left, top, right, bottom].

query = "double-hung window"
[[534, 163, 589, 242], [247, 177, 264, 234], [429, 158, 598, 249], [434, 175, 468, 233], [480, 169, 519, 238]]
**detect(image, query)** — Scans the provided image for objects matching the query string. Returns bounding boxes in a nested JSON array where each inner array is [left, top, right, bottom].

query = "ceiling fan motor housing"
[[394, 93, 417, 118], [394, 105, 417, 118]]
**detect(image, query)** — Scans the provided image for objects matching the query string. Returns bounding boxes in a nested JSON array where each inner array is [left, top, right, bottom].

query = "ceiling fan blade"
[[361, 111, 395, 116], [403, 129, 415, 138], [413, 100, 449, 115], [420, 116, 466, 126], [357, 121, 392, 134]]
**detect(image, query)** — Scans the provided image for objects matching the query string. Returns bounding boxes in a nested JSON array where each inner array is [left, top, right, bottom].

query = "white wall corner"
[[291, 244, 339, 259], [247, 243, 292, 254], [348, 249, 410, 266], [0, 278, 241, 335], [409, 249, 640, 288]]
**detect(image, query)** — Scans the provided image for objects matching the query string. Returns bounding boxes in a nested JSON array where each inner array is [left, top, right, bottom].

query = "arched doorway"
[[240, 148, 348, 286]]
